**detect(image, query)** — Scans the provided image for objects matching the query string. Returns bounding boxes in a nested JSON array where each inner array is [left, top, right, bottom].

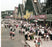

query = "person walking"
[[34, 38, 38, 47], [10, 26, 12, 31], [46, 33, 49, 41], [37, 37, 42, 47], [12, 28, 16, 40], [44, 33, 46, 41], [9, 30, 13, 39], [12, 31, 15, 40]]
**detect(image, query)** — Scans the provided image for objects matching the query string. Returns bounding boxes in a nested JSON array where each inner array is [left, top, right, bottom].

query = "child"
[[9, 31, 12, 39], [34, 38, 38, 47], [12, 31, 15, 40], [37, 37, 42, 47], [44, 33, 46, 41], [46, 33, 49, 41]]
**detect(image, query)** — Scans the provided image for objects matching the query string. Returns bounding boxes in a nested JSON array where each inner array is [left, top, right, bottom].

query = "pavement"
[[1, 27, 25, 47], [26, 36, 52, 47], [1, 20, 52, 47]]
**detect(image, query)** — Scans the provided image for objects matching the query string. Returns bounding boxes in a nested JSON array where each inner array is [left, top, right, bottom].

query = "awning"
[[34, 15, 47, 20]]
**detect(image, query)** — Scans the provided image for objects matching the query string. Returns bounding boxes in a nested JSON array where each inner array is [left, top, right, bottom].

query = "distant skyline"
[[1, 0, 45, 11]]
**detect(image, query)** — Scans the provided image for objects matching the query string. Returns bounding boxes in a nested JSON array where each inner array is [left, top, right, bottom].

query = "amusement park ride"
[[20, 0, 46, 19]]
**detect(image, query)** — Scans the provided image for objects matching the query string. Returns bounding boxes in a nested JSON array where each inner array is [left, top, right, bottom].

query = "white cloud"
[[1, 0, 22, 11], [1, 0, 45, 11]]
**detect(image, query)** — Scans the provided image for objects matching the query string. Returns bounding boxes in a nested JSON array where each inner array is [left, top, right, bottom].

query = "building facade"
[[14, 7, 18, 19]]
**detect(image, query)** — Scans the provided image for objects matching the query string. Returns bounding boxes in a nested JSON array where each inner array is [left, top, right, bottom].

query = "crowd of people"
[[4, 23, 16, 40], [18, 20, 52, 47], [3, 20, 52, 47]]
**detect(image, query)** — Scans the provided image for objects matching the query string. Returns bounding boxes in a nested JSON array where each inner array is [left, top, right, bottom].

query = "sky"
[[1, 0, 44, 11]]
